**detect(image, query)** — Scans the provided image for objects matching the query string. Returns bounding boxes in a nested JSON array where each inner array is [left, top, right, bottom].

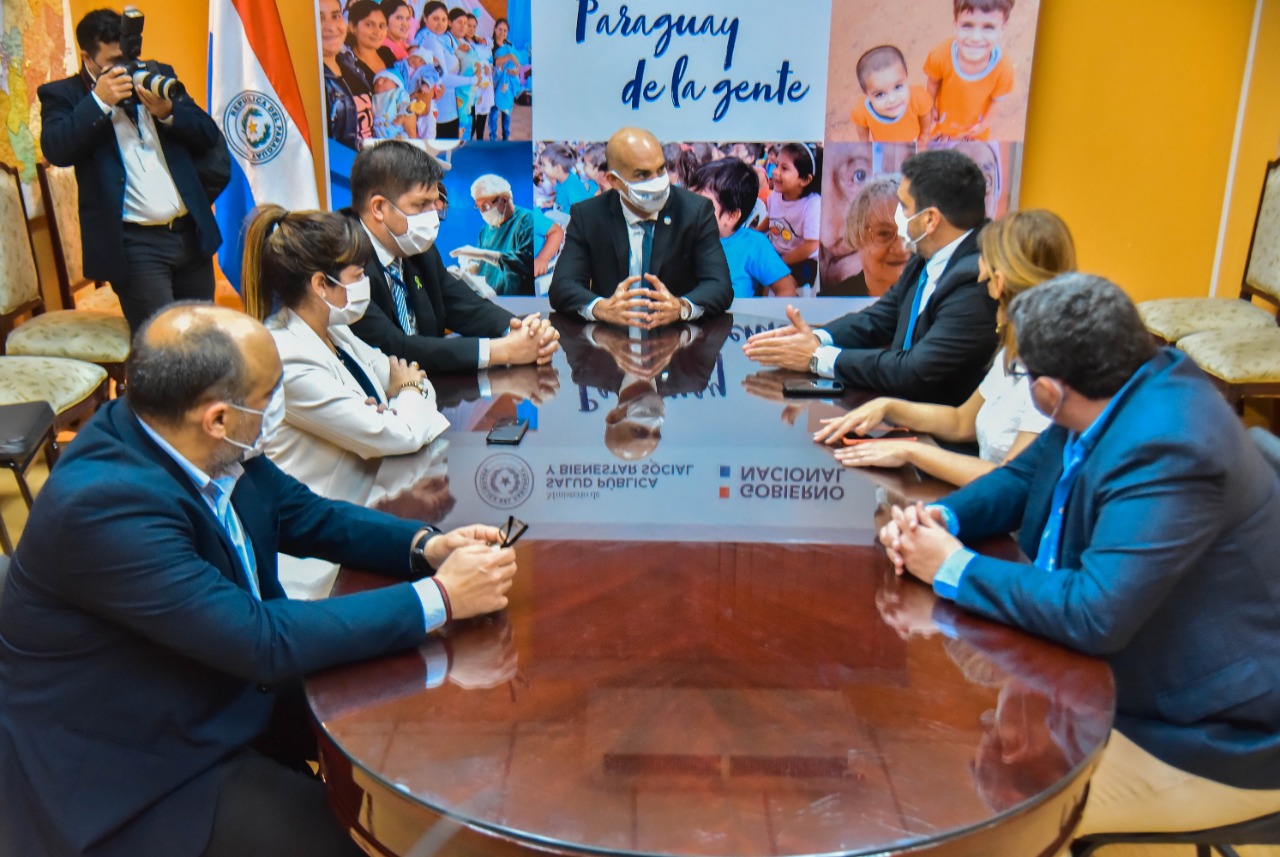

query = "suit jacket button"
[[257, 683, 272, 693]]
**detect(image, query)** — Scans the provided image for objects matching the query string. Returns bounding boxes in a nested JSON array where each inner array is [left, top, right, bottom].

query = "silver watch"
[[809, 353, 821, 374], [679, 299, 693, 321]]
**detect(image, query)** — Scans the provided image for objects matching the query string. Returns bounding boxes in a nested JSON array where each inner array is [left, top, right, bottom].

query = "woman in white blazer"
[[242, 206, 451, 596]]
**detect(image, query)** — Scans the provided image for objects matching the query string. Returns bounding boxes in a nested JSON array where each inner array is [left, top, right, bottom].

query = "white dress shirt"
[[91, 91, 186, 225], [812, 230, 972, 377]]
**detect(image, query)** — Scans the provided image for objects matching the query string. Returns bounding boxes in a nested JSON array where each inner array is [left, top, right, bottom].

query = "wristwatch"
[[809, 353, 821, 374], [679, 298, 693, 321], [410, 525, 442, 574]]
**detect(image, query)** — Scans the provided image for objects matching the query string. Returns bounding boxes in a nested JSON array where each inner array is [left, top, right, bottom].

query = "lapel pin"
[[662, 216, 672, 226]]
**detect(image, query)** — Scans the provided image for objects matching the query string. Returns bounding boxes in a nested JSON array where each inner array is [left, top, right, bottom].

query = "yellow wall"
[[1019, 0, 1280, 302], [62, 0, 1280, 305]]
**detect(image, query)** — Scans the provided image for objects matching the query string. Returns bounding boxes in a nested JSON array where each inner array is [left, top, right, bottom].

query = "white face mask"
[[894, 203, 928, 253], [385, 202, 440, 256], [612, 171, 671, 215], [323, 274, 371, 326], [621, 392, 665, 429], [225, 385, 286, 460], [480, 203, 506, 228]]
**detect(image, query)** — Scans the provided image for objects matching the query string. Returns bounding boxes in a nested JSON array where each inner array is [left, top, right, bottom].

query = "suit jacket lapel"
[[606, 193, 630, 286], [112, 405, 246, 590], [648, 195, 675, 279]]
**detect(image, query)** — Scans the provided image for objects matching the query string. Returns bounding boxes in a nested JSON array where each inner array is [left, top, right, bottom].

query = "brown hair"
[[977, 209, 1076, 368], [955, 0, 1015, 20], [241, 205, 372, 322]]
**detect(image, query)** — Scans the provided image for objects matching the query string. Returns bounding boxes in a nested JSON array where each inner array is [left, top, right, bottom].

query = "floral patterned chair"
[[1139, 159, 1280, 343], [1173, 159, 1280, 417], [0, 163, 129, 386], [37, 162, 122, 315]]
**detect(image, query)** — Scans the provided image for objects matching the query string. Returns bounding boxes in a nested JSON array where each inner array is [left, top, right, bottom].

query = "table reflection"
[[310, 303, 1113, 857]]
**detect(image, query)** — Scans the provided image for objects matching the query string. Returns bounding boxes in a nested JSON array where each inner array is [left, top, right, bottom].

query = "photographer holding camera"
[[39, 8, 226, 334]]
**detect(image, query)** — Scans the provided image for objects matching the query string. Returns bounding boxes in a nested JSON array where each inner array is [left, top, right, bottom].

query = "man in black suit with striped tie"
[[549, 127, 733, 328], [344, 142, 560, 375]]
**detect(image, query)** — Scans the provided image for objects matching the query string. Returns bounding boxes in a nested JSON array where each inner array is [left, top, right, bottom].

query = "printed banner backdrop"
[[317, 0, 1041, 297]]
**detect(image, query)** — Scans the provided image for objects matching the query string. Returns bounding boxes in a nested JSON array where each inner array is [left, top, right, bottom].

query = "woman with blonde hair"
[[813, 209, 1076, 486]]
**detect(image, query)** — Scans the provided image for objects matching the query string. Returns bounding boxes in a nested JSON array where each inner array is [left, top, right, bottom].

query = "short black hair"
[[855, 45, 908, 91], [448, 7, 468, 22], [347, 0, 385, 28], [901, 149, 986, 231], [125, 306, 254, 425], [1010, 273, 1157, 399], [76, 9, 121, 55], [350, 141, 444, 212], [688, 158, 758, 231]]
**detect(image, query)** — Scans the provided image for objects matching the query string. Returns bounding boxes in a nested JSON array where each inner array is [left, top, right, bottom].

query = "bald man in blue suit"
[[0, 305, 517, 857]]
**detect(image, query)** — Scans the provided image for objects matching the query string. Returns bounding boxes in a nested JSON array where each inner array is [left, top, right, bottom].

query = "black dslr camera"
[[117, 6, 186, 101]]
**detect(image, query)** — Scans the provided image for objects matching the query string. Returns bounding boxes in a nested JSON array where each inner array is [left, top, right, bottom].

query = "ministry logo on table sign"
[[223, 90, 287, 164], [475, 453, 534, 509]]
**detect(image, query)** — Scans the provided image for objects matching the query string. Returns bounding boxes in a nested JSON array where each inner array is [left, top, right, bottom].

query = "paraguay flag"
[[208, 0, 318, 290]]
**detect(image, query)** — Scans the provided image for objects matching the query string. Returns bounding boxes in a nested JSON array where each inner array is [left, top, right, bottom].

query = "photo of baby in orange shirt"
[[849, 46, 933, 145]]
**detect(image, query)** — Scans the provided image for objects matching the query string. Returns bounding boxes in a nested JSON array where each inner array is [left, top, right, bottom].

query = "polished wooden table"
[[307, 302, 1115, 857]]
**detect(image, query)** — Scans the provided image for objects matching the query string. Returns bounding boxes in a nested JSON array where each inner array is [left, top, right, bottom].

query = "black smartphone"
[[486, 418, 529, 445], [782, 378, 845, 397]]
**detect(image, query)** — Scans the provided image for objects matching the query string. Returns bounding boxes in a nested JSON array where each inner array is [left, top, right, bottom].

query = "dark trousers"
[[200, 684, 362, 857], [118, 217, 216, 334], [471, 109, 489, 139], [436, 117, 460, 139]]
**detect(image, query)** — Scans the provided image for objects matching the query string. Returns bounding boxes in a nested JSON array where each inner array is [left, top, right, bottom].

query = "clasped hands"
[[877, 501, 964, 585], [593, 274, 685, 329], [492, 313, 560, 366], [424, 524, 517, 620]]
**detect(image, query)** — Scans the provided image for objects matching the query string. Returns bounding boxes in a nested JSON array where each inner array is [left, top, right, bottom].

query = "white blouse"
[[974, 348, 1052, 463]]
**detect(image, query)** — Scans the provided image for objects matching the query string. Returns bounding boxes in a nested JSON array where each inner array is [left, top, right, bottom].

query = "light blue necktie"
[[386, 261, 419, 335], [1035, 437, 1087, 573], [901, 268, 929, 352], [210, 478, 260, 599]]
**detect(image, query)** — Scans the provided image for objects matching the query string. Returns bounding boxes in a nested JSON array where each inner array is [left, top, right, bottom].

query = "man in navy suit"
[[0, 305, 518, 857], [548, 127, 733, 328], [743, 149, 997, 406], [880, 275, 1280, 835], [38, 9, 225, 333]]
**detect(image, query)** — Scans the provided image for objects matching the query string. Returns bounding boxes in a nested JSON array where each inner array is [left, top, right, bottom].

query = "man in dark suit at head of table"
[[742, 149, 998, 406], [548, 127, 734, 329], [343, 141, 560, 376]]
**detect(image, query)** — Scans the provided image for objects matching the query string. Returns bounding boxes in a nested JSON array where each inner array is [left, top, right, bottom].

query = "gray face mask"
[[612, 172, 671, 215], [225, 385, 286, 460]]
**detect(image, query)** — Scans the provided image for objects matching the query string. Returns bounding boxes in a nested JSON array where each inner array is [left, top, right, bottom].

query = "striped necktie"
[[386, 261, 418, 335]]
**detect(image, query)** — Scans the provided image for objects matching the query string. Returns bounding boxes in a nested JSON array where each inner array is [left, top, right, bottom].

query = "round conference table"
[[306, 300, 1115, 857]]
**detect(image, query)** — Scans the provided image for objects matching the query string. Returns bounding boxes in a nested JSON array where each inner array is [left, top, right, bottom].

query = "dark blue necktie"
[[901, 268, 929, 351], [639, 220, 655, 278]]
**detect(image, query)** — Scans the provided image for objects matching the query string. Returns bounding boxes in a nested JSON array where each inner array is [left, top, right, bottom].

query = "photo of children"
[[825, 0, 1039, 143], [320, 0, 534, 153]]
